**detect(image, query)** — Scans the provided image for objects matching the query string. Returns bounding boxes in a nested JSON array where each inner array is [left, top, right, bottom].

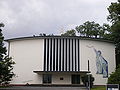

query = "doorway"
[[71, 75, 80, 84], [43, 74, 52, 84]]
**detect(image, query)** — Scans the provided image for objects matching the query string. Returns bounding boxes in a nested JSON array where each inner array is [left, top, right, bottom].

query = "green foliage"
[[61, 29, 76, 36], [0, 56, 15, 85], [0, 23, 15, 85], [108, 64, 120, 84], [81, 74, 95, 88], [107, 1, 120, 23], [111, 21, 120, 43], [75, 21, 111, 39], [107, 0, 120, 66]]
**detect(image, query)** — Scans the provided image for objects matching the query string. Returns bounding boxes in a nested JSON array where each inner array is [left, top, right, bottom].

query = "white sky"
[[0, 0, 117, 39]]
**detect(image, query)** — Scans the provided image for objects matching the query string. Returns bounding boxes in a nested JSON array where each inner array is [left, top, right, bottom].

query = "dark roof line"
[[5, 36, 114, 43]]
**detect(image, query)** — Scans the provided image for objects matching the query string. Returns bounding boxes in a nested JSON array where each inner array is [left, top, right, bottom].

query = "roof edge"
[[4, 36, 114, 43]]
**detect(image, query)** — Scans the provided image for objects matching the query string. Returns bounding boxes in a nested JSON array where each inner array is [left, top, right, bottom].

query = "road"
[[0, 86, 87, 90]]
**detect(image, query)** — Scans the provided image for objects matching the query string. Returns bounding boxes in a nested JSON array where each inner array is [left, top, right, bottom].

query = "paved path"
[[0, 86, 87, 90]]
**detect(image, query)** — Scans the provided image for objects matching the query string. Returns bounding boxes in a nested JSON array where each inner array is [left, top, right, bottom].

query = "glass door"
[[71, 75, 80, 84], [43, 74, 52, 84]]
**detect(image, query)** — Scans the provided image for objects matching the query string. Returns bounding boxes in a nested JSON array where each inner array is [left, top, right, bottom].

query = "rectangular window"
[[43, 74, 52, 84]]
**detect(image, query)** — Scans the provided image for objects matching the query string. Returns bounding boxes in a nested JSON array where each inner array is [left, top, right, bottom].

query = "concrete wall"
[[80, 40, 116, 85], [9, 39, 44, 84], [52, 73, 71, 84]]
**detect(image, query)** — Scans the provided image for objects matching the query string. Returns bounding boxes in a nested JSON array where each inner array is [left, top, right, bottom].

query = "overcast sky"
[[0, 0, 117, 39]]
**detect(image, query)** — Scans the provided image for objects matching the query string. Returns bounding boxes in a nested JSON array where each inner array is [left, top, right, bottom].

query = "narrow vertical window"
[[62, 38, 64, 71], [50, 39, 52, 71], [75, 39, 77, 71], [65, 39, 67, 71], [69, 39, 70, 71], [53, 39, 55, 71], [78, 39, 80, 71], [72, 39, 74, 71], [44, 39, 46, 71], [56, 39, 58, 71], [47, 39, 49, 71], [59, 39, 61, 71]]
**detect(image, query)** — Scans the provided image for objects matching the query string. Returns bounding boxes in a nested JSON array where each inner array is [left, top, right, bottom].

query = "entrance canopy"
[[33, 71, 90, 74]]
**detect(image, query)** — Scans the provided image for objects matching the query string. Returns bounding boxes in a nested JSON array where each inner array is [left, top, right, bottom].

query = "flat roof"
[[5, 36, 114, 43]]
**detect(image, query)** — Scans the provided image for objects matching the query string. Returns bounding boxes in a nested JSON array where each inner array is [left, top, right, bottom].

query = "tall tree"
[[61, 29, 76, 36], [75, 21, 110, 38], [0, 23, 15, 85], [107, 0, 120, 23], [107, 0, 120, 66]]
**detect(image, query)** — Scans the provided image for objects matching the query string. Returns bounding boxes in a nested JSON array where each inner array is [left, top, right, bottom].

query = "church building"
[[5, 36, 116, 85]]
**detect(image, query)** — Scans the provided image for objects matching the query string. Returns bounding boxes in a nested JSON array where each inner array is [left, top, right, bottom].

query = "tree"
[[107, 1, 120, 23], [107, 0, 120, 66], [108, 64, 120, 84], [0, 23, 15, 85], [76, 21, 97, 37], [100, 23, 112, 39], [61, 29, 76, 36], [75, 21, 111, 38]]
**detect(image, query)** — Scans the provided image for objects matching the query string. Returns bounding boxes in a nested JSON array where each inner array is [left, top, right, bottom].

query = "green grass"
[[0, 86, 12, 88], [91, 86, 106, 90]]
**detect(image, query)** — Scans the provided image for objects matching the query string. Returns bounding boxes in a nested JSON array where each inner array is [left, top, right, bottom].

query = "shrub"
[[81, 74, 95, 88], [108, 64, 120, 84]]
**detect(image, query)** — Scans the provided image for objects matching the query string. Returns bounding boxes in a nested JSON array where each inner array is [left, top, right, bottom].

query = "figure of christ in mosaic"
[[86, 45, 108, 78]]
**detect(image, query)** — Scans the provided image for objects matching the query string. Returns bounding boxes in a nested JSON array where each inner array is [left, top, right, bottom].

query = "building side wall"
[[9, 39, 44, 84], [80, 40, 116, 85]]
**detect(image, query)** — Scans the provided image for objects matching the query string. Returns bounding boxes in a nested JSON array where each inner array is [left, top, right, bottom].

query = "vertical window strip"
[[59, 39, 61, 71], [72, 39, 75, 71], [47, 39, 49, 71], [48, 39, 51, 71], [65, 39, 67, 71], [52, 39, 54, 71], [57, 39, 60, 71], [62, 39, 64, 71], [72, 39, 74, 71], [69, 39, 70, 71], [53, 39, 55, 71], [75, 39, 77, 71], [44, 39, 46, 71], [78, 39, 80, 71], [50, 39, 52, 71], [56, 39, 58, 71]]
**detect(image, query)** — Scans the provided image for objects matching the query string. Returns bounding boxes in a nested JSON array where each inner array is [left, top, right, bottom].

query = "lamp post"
[[88, 60, 90, 90]]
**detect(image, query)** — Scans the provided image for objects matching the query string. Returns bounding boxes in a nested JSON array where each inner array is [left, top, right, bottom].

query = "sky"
[[0, 0, 117, 39]]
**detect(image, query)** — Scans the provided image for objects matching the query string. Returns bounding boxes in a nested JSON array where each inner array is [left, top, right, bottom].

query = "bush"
[[81, 74, 95, 88], [108, 64, 120, 84]]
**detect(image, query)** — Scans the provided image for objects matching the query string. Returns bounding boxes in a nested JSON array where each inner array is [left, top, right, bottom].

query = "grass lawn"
[[0, 86, 12, 88], [91, 86, 106, 90]]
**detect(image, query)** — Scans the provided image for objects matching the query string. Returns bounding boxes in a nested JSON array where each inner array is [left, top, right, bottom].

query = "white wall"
[[9, 39, 44, 84], [80, 40, 116, 85], [9, 38, 116, 85], [52, 73, 71, 84]]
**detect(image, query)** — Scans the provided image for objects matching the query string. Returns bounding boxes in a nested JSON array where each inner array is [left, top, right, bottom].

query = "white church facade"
[[5, 36, 116, 85]]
